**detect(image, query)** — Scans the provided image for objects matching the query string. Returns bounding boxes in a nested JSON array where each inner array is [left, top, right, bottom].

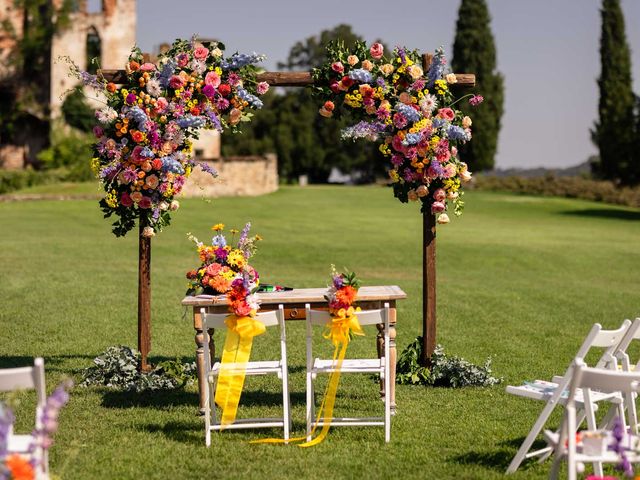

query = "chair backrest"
[[200, 306, 286, 373], [305, 303, 390, 364], [574, 320, 632, 370], [0, 358, 46, 405], [570, 361, 640, 397]]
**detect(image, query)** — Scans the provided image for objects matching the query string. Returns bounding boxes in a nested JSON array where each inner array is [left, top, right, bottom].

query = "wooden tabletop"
[[181, 285, 407, 307]]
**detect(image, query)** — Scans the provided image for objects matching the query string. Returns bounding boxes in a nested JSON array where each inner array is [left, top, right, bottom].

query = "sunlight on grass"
[[0, 186, 638, 479]]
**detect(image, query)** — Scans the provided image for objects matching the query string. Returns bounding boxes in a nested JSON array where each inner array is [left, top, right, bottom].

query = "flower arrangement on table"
[[0, 380, 72, 480], [312, 41, 482, 223], [74, 38, 270, 237], [324, 267, 364, 345], [185, 223, 261, 297]]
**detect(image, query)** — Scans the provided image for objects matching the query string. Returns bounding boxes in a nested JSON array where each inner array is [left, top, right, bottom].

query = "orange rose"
[[5, 454, 35, 480], [106, 82, 117, 93]]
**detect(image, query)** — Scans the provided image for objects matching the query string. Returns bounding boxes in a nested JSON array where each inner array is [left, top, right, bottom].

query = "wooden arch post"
[[102, 60, 474, 371]]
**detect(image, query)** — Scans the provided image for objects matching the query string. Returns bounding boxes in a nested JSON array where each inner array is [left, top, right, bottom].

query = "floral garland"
[[186, 222, 261, 297], [76, 38, 269, 237], [0, 380, 72, 480], [312, 41, 482, 224]]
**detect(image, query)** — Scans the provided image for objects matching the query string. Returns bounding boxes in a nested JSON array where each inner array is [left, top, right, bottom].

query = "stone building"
[[0, 0, 136, 168]]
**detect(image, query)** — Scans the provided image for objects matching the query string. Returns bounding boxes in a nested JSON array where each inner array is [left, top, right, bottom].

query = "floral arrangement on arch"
[[75, 38, 270, 237], [185, 222, 261, 300], [312, 41, 482, 223]]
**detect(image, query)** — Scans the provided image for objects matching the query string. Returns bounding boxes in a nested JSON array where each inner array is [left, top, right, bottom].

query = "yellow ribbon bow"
[[253, 307, 363, 447], [215, 314, 266, 428]]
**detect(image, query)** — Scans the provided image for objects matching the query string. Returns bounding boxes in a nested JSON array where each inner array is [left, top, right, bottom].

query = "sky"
[[110, 0, 640, 170]]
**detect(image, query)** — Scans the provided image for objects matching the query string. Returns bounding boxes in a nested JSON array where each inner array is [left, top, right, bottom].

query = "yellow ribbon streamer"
[[215, 314, 266, 428], [253, 307, 363, 447]]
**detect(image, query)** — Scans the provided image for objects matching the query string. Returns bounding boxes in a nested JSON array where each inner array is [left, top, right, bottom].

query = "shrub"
[[474, 174, 640, 208], [0, 168, 67, 195], [37, 130, 94, 181]]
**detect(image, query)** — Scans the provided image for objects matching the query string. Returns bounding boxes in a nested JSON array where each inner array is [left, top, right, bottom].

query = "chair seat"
[[506, 380, 621, 405], [312, 358, 384, 374], [544, 429, 640, 462], [7, 434, 33, 453], [209, 360, 283, 378]]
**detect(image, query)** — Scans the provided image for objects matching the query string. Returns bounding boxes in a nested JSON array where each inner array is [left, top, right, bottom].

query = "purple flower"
[[216, 97, 230, 111], [215, 247, 228, 260], [227, 72, 241, 86], [197, 161, 218, 177], [332, 275, 344, 289], [126, 93, 137, 105], [202, 84, 215, 98], [122, 168, 137, 183], [469, 95, 484, 106]]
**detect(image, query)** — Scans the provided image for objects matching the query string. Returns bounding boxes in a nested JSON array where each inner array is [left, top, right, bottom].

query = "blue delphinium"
[[221, 53, 266, 70], [197, 161, 218, 178], [127, 106, 149, 132], [446, 125, 471, 141], [236, 87, 263, 109], [158, 58, 177, 88], [348, 69, 373, 84], [212, 234, 227, 248], [395, 103, 421, 123], [161, 156, 185, 174], [427, 47, 446, 88], [341, 121, 387, 141], [177, 115, 206, 130], [402, 132, 422, 146]]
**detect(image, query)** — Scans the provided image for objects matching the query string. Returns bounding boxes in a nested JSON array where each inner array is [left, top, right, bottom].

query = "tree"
[[591, 0, 636, 185], [223, 25, 387, 182], [0, 1, 73, 152], [451, 0, 504, 171]]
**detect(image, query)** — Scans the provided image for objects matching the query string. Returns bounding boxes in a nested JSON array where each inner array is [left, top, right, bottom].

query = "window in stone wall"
[[86, 27, 101, 74]]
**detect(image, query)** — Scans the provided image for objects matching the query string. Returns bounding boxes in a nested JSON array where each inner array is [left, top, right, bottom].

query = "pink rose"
[[120, 192, 133, 207], [176, 53, 189, 67], [130, 191, 143, 203], [155, 97, 168, 112], [139, 63, 156, 72], [235, 302, 253, 317], [431, 201, 446, 213], [204, 71, 221, 88], [416, 185, 428, 198], [256, 81, 269, 95], [130, 145, 144, 164], [433, 188, 446, 202], [193, 46, 209, 60], [370, 43, 384, 60], [138, 196, 152, 209], [229, 108, 242, 125], [331, 61, 344, 73], [169, 75, 185, 89], [437, 108, 455, 121]]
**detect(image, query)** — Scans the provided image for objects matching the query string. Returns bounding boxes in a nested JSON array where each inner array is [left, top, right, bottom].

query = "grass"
[[0, 185, 639, 479]]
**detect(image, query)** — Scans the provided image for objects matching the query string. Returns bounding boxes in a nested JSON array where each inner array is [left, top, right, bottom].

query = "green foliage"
[[474, 173, 640, 208], [61, 87, 95, 132], [397, 339, 501, 387], [223, 25, 386, 182], [451, 0, 504, 171], [591, 0, 637, 185], [0, 168, 67, 194], [36, 130, 94, 181], [80, 346, 196, 392]]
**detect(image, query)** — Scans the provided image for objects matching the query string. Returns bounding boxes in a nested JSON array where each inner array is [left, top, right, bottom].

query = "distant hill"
[[483, 160, 592, 178]]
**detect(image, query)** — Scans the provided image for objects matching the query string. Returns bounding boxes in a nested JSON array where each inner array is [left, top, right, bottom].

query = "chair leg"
[[506, 399, 560, 473], [282, 367, 290, 442], [383, 365, 390, 443], [306, 372, 314, 441], [583, 399, 603, 477], [205, 383, 212, 447]]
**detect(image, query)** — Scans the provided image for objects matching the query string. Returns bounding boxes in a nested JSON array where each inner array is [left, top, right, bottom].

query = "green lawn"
[[1, 185, 639, 479]]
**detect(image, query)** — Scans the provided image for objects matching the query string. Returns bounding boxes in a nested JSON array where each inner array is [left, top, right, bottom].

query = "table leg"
[[377, 311, 397, 415], [195, 325, 215, 415]]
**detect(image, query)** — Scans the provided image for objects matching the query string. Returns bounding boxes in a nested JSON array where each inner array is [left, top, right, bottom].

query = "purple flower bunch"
[[30, 379, 73, 456], [610, 416, 634, 478]]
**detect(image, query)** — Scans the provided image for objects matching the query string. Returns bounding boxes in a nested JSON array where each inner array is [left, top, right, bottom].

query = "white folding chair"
[[305, 303, 391, 443], [0, 357, 48, 480], [548, 360, 640, 480], [506, 320, 633, 474], [200, 306, 291, 446], [611, 318, 640, 433]]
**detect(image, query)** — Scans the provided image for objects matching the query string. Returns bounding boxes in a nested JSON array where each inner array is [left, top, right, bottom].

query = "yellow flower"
[[230, 228, 239, 234], [214, 67, 222, 75], [211, 223, 225, 231], [227, 249, 246, 268]]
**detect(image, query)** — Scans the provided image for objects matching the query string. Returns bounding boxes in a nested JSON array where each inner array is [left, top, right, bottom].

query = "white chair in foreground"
[[200, 306, 291, 446], [506, 320, 633, 474], [0, 357, 48, 479], [305, 303, 391, 443], [548, 360, 640, 480]]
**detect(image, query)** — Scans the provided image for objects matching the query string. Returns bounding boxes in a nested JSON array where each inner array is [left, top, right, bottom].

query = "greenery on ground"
[[451, 0, 504, 172], [592, 0, 638, 185], [1, 187, 638, 479]]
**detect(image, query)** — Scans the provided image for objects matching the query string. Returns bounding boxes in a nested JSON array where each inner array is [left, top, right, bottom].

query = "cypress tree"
[[592, 0, 636, 184], [451, 0, 504, 172]]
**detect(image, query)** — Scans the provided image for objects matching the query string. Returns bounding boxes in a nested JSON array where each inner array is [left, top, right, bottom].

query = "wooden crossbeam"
[[99, 69, 475, 87]]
